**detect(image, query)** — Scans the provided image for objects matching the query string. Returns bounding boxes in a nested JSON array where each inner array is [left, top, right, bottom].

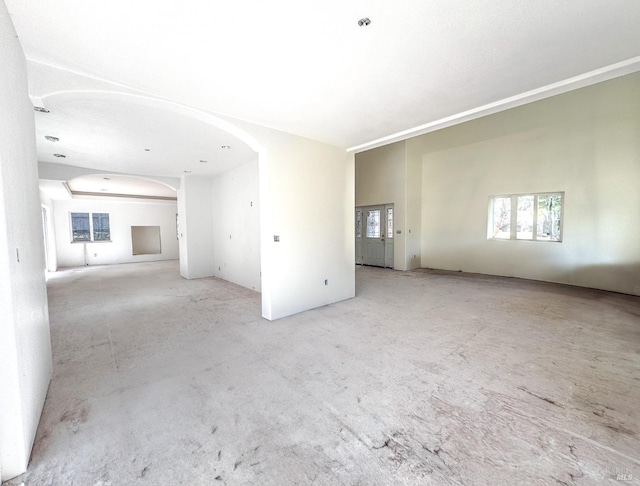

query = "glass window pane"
[[516, 195, 534, 240], [92, 213, 110, 241], [71, 213, 90, 242], [490, 197, 511, 239], [386, 208, 393, 239], [366, 210, 380, 238], [537, 194, 562, 241], [355, 210, 362, 238]]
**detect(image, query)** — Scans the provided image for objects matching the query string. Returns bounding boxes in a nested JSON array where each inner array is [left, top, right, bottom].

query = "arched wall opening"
[[37, 90, 266, 298], [36, 89, 356, 322]]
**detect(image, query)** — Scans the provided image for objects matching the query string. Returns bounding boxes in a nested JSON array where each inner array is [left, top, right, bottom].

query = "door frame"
[[355, 203, 394, 268]]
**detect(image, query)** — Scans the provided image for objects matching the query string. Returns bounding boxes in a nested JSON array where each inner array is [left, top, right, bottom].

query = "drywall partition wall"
[[223, 119, 355, 320], [177, 178, 188, 277], [53, 198, 178, 267], [212, 160, 261, 291], [261, 134, 354, 320], [404, 142, 422, 270], [40, 189, 58, 272], [355, 141, 408, 270], [0, 3, 53, 480], [178, 175, 215, 279], [419, 72, 640, 296]]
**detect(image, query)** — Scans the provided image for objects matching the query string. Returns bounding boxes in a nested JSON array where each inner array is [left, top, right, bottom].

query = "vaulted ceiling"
[[6, 0, 640, 189]]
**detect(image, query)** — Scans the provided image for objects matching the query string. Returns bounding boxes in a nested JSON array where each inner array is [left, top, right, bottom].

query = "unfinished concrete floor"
[[6, 261, 639, 485]]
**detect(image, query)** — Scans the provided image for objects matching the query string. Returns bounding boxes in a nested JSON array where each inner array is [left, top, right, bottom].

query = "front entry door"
[[364, 206, 385, 267], [356, 204, 393, 268]]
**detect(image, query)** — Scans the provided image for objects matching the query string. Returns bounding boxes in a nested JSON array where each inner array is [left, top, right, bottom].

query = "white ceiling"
[[67, 174, 177, 199], [6, 0, 640, 194], [34, 92, 256, 178]]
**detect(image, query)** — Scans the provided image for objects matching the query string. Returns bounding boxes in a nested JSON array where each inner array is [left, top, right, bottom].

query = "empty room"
[[1, 1, 639, 485]]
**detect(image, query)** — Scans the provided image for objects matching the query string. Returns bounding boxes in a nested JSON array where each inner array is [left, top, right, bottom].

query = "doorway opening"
[[355, 204, 393, 268]]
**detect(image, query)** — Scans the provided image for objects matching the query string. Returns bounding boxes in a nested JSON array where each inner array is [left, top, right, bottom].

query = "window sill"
[[71, 240, 112, 244]]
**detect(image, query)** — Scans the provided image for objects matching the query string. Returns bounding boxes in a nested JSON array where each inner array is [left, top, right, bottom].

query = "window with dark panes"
[[70, 212, 111, 242], [71, 213, 91, 242], [92, 213, 111, 241]]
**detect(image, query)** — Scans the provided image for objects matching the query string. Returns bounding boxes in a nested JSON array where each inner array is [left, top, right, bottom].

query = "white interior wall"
[[188, 118, 356, 320], [355, 141, 408, 270], [39, 189, 58, 272], [226, 122, 354, 320], [177, 124, 356, 321], [212, 160, 261, 291], [53, 198, 178, 268], [404, 145, 422, 270], [178, 175, 215, 279], [262, 137, 355, 320], [0, 3, 53, 479], [177, 179, 189, 277], [417, 72, 640, 296]]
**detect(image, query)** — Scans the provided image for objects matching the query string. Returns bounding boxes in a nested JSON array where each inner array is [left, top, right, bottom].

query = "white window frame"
[[70, 212, 112, 243], [487, 192, 564, 242]]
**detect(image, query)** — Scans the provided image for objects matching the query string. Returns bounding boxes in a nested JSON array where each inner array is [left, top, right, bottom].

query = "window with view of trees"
[[488, 193, 562, 242], [71, 212, 111, 242]]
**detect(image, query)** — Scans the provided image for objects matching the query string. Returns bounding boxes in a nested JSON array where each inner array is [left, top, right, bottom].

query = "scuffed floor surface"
[[6, 261, 640, 485]]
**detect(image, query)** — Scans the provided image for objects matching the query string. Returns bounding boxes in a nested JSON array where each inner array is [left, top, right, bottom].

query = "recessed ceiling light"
[[358, 17, 371, 27], [45, 135, 59, 142], [184, 170, 192, 174], [34, 107, 50, 113], [199, 160, 208, 163], [221, 145, 231, 149], [53, 153, 66, 158]]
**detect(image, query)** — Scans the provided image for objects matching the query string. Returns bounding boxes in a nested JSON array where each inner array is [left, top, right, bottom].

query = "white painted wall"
[[404, 144, 422, 270], [175, 118, 356, 321], [53, 198, 178, 268], [252, 128, 355, 320], [0, 3, 53, 479], [178, 176, 215, 279], [177, 179, 189, 277], [40, 189, 58, 272], [418, 72, 640, 296], [212, 160, 261, 291]]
